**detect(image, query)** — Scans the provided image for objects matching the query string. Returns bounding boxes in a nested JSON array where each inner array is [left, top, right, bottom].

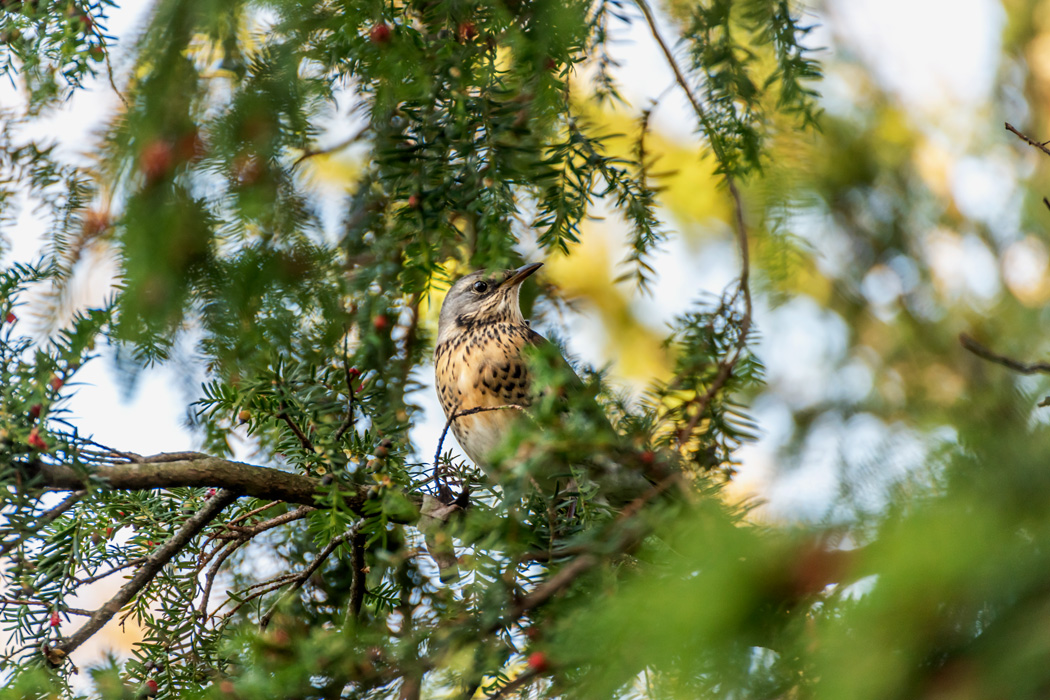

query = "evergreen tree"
[[3, 1, 1050, 699]]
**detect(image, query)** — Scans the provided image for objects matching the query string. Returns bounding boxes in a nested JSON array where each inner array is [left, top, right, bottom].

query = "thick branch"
[[32, 455, 371, 510], [55, 489, 239, 659]]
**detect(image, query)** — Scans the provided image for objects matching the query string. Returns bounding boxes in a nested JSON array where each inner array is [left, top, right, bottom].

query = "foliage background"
[[3, 0, 1050, 698]]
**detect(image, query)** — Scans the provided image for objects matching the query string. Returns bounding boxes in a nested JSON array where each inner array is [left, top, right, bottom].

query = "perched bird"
[[433, 262, 549, 474]]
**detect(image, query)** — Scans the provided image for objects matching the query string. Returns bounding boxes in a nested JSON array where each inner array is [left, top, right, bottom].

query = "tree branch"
[[1005, 122, 1050, 158], [31, 454, 379, 512], [960, 333, 1050, 375], [54, 489, 239, 660], [633, 0, 753, 447], [258, 529, 355, 630]]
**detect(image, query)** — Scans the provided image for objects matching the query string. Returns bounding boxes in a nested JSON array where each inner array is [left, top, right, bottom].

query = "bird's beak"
[[502, 262, 543, 289]]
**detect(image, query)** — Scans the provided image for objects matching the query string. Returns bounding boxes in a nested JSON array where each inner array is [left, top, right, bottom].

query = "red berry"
[[348, 367, 361, 378], [527, 651, 549, 673], [144, 678, 158, 696], [369, 22, 391, 44], [4, 311, 15, 324], [27, 427, 48, 451], [237, 409, 251, 423], [219, 679, 235, 694], [140, 140, 174, 183], [28, 404, 41, 419], [372, 315, 389, 331], [105, 527, 113, 538], [206, 488, 217, 499], [50, 611, 60, 627], [49, 376, 64, 391], [407, 193, 421, 208], [639, 450, 655, 465]]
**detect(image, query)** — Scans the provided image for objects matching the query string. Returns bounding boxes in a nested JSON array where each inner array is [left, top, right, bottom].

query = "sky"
[[0, 0, 1011, 668]]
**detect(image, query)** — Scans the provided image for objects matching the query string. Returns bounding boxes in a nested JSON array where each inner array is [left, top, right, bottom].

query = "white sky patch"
[[828, 0, 1003, 118]]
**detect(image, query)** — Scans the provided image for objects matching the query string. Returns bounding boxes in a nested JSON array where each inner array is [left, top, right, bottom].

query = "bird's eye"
[[472, 280, 489, 294]]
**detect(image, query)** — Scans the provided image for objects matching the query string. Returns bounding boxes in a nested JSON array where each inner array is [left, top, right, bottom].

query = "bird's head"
[[437, 263, 543, 344]]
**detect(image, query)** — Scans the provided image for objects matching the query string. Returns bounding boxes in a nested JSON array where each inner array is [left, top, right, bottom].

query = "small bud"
[[457, 21, 477, 41], [205, 488, 217, 499]]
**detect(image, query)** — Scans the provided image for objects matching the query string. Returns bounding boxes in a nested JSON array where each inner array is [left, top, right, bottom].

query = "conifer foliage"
[[12, 1, 1049, 700]]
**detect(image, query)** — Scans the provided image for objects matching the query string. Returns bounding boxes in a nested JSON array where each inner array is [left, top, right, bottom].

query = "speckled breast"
[[433, 322, 533, 470]]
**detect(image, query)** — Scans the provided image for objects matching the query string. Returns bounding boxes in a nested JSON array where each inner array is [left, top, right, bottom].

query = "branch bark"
[[54, 489, 239, 659], [31, 454, 391, 513]]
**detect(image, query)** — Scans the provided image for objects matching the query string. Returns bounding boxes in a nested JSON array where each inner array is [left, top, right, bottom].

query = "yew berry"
[[238, 409, 251, 423], [369, 22, 391, 44], [407, 193, 421, 208], [139, 139, 174, 183], [50, 611, 60, 627], [49, 376, 64, 391], [372, 315, 390, 332], [28, 404, 41, 419], [639, 450, 655, 465], [527, 651, 549, 673], [144, 678, 158, 696], [4, 311, 15, 324], [27, 427, 48, 451]]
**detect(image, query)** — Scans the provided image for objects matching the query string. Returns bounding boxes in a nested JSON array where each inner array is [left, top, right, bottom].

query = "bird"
[[433, 262, 549, 475]]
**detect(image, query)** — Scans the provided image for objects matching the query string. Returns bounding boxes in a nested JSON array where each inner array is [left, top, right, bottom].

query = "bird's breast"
[[434, 322, 534, 467]]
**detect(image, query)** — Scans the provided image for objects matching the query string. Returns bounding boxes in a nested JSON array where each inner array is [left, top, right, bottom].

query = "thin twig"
[[276, 410, 315, 453], [349, 529, 367, 621], [54, 489, 238, 660], [485, 669, 540, 700], [258, 530, 355, 630], [433, 404, 525, 490], [1005, 122, 1050, 158], [633, 0, 753, 447], [292, 123, 370, 169], [76, 557, 146, 585], [960, 333, 1050, 375], [0, 490, 85, 558], [0, 599, 93, 617], [335, 343, 357, 442], [227, 500, 284, 527]]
